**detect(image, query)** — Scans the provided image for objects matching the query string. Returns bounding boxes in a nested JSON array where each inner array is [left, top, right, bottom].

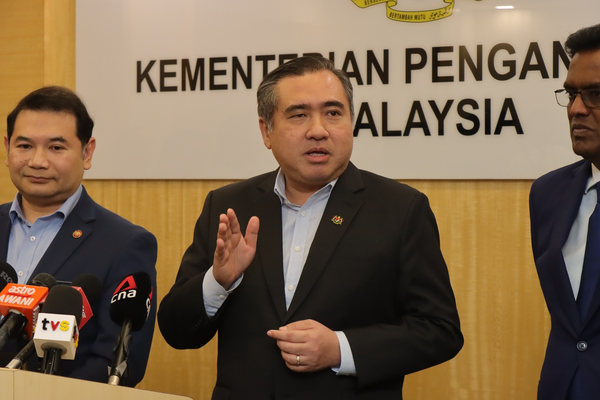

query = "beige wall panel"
[[0, 2, 553, 399]]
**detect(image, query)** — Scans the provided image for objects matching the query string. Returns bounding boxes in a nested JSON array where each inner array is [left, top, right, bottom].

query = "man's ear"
[[259, 118, 272, 150], [4, 136, 9, 167], [83, 137, 96, 170]]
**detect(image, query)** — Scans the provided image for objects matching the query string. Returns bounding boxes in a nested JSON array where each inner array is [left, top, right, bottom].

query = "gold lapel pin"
[[331, 215, 343, 225], [72, 230, 83, 239]]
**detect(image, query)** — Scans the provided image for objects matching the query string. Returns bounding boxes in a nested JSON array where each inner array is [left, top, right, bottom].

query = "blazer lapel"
[[548, 161, 590, 331], [0, 204, 11, 262], [30, 188, 96, 282], [254, 172, 287, 322], [550, 161, 590, 249], [284, 163, 364, 323]]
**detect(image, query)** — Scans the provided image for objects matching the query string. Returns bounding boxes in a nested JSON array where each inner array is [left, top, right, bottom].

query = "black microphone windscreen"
[[43, 285, 83, 326], [109, 272, 152, 331], [30, 273, 57, 289], [0, 262, 18, 291], [71, 273, 103, 304]]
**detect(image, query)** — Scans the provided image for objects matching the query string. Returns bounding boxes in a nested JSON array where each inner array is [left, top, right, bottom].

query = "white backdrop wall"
[[76, 0, 598, 179]]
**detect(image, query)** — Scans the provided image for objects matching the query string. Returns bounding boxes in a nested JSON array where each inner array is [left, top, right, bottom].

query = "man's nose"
[[28, 148, 49, 168], [306, 116, 329, 140], [569, 92, 591, 117]]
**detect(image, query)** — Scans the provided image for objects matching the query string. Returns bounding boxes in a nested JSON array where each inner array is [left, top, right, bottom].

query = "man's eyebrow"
[[284, 103, 310, 113], [564, 82, 600, 90], [12, 135, 67, 143], [12, 135, 32, 142], [283, 101, 346, 114], [323, 100, 345, 109]]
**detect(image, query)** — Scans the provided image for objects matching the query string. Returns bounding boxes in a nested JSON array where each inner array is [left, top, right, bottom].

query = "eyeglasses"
[[555, 89, 600, 108]]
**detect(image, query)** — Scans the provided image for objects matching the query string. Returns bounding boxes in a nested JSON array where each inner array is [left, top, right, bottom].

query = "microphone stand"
[[41, 347, 62, 375], [108, 322, 132, 386], [6, 339, 35, 369]]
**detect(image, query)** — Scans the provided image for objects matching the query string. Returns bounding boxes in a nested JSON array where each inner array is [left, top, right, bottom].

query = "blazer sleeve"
[[344, 192, 463, 388], [67, 230, 158, 387]]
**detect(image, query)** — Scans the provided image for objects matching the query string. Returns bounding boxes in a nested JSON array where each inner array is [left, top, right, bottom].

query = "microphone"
[[108, 272, 153, 386], [30, 272, 57, 288], [33, 285, 82, 375], [0, 262, 18, 291], [5, 273, 102, 370], [0, 262, 18, 331], [0, 273, 57, 350], [71, 273, 103, 329]]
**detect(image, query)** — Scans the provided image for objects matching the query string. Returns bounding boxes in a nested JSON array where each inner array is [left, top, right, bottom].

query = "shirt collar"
[[9, 184, 84, 225], [273, 169, 337, 206]]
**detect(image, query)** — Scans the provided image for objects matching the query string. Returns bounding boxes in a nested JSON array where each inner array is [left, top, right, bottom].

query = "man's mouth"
[[25, 175, 52, 182], [571, 122, 594, 135]]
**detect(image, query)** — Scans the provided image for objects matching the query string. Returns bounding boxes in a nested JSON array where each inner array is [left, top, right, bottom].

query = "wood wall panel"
[[0, 2, 552, 399], [0, 0, 45, 201], [82, 180, 235, 399], [43, 0, 75, 87], [402, 180, 550, 399]]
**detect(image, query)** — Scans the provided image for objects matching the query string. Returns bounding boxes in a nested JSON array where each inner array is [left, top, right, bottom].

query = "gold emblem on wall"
[[352, 0, 455, 23]]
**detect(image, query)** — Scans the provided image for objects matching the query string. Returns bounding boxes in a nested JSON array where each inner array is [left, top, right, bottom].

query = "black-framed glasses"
[[555, 89, 600, 108]]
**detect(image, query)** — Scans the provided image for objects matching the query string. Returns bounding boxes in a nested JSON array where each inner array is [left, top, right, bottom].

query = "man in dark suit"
[[159, 56, 463, 399], [530, 23, 600, 399], [1, 86, 157, 386]]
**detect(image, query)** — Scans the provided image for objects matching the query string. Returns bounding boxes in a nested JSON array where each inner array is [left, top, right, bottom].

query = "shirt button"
[[30, 236, 36, 242], [288, 285, 294, 291], [218, 295, 225, 300], [18, 271, 24, 277], [577, 341, 588, 351], [301, 211, 306, 217], [295, 246, 300, 252]]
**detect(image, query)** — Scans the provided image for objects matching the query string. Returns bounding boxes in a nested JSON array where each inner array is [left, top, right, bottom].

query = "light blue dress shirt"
[[202, 170, 357, 375], [7, 185, 83, 284], [563, 164, 600, 298]]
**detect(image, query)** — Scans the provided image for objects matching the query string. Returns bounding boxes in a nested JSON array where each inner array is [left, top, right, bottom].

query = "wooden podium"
[[0, 368, 192, 400]]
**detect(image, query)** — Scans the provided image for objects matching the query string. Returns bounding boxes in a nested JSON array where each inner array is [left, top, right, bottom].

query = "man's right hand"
[[213, 208, 260, 290]]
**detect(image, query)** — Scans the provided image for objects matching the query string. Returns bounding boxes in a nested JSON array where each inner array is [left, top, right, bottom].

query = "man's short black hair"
[[6, 86, 94, 146], [565, 23, 600, 58], [257, 56, 354, 132]]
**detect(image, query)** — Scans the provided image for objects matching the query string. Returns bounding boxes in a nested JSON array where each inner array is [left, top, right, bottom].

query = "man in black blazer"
[[530, 24, 600, 399], [159, 56, 463, 399], [1, 86, 157, 386]]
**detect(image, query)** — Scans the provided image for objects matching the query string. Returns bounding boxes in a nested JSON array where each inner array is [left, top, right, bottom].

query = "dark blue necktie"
[[568, 186, 600, 400], [578, 185, 600, 320]]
